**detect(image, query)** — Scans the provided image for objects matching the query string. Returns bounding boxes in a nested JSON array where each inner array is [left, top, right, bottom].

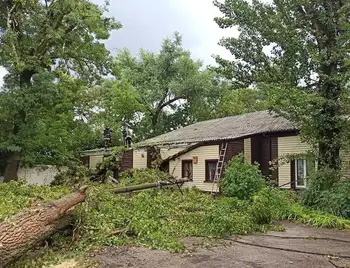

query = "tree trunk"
[[0, 186, 88, 267], [3, 151, 20, 182], [112, 178, 191, 194], [3, 70, 35, 183], [317, 61, 342, 171]]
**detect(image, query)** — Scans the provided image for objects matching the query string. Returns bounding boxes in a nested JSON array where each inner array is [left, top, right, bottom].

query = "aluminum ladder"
[[211, 142, 228, 195]]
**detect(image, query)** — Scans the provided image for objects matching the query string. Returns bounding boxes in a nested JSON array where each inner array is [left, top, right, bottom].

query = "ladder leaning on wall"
[[211, 142, 228, 195]]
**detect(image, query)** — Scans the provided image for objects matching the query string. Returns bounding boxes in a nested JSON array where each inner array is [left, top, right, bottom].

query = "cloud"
[[102, 0, 235, 65]]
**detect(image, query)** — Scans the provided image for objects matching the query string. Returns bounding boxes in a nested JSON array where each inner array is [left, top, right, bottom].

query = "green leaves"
[[215, 0, 350, 170], [0, 0, 121, 174], [220, 154, 266, 200], [109, 33, 221, 140]]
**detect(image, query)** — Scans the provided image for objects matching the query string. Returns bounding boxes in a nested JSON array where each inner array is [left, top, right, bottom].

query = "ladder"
[[211, 142, 228, 195]]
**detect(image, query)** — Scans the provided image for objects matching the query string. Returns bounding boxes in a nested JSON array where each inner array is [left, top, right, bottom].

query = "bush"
[[220, 154, 265, 199], [300, 169, 350, 219], [250, 187, 296, 224]]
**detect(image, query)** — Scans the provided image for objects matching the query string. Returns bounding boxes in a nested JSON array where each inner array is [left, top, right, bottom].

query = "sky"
[[0, 0, 237, 87]]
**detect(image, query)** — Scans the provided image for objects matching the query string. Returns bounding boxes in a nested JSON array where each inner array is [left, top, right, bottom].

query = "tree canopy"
[[101, 33, 221, 140], [0, 0, 120, 181], [214, 0, 350, 170]]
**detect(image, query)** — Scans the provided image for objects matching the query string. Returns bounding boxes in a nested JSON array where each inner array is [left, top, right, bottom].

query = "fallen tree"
[[111, 178, 191, 194], [0, 186, 88, 268], [0, 176, 191, 267]]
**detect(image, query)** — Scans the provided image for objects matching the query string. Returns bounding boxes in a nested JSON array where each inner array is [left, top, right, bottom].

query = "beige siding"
[[89, 155, 103, 169], [244, 138, 251, 164], [278, 136, 311, 188], [160, 147, 185, 160], [133, 148, 148, 169], [169, 145, 219, 192]]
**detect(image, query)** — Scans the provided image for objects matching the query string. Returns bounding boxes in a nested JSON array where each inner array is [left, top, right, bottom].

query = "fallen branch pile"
[[0, 177, 191, 267]]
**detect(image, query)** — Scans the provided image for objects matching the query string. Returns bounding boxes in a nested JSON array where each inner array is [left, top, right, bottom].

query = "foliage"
[[248, 186, 350, 228], [0, 0, 120, 181], [214, 0, 350, 170], [107, 32, 221, 140], [300, 169, 350, 219], [118, 168, 173, 186], [0, 180, 69, 221], [4, 173, 350, 267], [216, 88, 268, 117], [51, 163, 90, 187], [220, 154, 265, 199], [283, 203, 350, 229]]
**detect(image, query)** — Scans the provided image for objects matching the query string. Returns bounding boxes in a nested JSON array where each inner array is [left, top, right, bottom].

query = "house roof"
[[136, 111, 297, 147]]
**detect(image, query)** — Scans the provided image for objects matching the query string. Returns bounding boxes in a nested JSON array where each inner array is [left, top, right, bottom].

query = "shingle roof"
[[137, 111, 297, 146]]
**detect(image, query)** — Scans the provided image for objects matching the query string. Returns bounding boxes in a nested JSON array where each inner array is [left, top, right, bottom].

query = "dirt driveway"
[[93, 221, 350, 268]]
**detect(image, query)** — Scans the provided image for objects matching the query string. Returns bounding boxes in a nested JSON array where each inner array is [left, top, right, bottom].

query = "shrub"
[[220, 154, 265, 199], [300, 169, 350, 219], [250, 187, 296, 224]]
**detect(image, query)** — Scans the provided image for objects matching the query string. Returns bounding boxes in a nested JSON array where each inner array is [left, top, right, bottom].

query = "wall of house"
[[89, 155, 104, 169], [244, 138, 251, 164], [278, 135, 311, 188], [169, 145, 219, 192], [133, 148, 148, 169], [18, 165, 67, 185]]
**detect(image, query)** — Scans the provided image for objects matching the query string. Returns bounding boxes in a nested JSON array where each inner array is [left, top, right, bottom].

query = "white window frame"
[[295, 159, 307, 188]]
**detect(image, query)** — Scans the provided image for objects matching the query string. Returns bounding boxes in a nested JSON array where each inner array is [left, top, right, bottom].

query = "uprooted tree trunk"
[[112, 178, 191, 194], [0, 186, 88, 268]]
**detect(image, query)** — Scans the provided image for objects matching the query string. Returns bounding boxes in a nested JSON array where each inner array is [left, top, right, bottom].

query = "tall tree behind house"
[[0, 0, 120, 181], [214, 0, 350, 170]]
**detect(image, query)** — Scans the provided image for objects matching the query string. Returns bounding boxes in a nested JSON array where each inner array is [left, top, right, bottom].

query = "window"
[[295, 159, 307, 187], [182, 160, 193, 179], [294, 159, 316, 188], [205, 160, 218, 182]]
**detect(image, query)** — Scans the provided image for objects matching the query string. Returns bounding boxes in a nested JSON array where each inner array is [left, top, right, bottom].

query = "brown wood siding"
[[221, 140, 244, 174], [147, 147, 157, 168], [260, 137, 271, 178], [120, 150, 133, 172], [270, 137, 278, 182], [251, 136, 261, 165], [251, 135, 278, 179], [290, 160, 296, 189]]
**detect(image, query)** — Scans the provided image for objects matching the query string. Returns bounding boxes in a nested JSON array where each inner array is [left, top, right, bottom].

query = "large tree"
[[0, 0, 120, 181], [214, 0, 350, 170], [111, 33, 220, 139]]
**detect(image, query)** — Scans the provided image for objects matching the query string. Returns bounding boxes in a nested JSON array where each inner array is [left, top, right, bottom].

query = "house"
[[81, 111, 350, 192]]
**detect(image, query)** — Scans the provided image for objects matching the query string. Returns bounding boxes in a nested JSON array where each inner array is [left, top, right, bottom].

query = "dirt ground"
[[91, 221, 350, 268]]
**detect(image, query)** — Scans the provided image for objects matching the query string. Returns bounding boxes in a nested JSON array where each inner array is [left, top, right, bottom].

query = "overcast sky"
[[0, 0, 237, 87]]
